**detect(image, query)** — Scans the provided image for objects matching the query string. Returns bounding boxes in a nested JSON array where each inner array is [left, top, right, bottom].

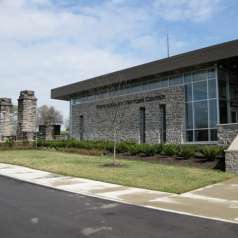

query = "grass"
[[0, 149, 235, 194]]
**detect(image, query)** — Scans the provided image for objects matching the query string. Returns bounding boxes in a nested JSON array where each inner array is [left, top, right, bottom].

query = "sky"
[[0, 0, 238, 122]]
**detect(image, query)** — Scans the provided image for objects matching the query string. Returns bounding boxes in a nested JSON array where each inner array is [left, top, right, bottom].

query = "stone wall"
[[17, 90, 37, 141], [218, 123, 238, 146], [225, 151, 238, 174], [38, 125, 61, 140], [0, 98, 13, 140], [71, 87, 185, 144]]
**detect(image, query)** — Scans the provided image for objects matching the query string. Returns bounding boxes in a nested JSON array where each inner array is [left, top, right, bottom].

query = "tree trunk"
[[113, 127, 116, 166]]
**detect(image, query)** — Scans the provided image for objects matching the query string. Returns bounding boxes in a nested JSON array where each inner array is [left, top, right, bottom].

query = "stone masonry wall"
[[218, 124, 238, 146], [71, 87, 185, 144], [225, 151, 238, 174], [0, 98, 13, 140], [17, 90, 37, 141]]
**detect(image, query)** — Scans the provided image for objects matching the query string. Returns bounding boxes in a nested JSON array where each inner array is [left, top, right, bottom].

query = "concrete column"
[[0, 98, 13, 141], [17, 90, 37, 141]]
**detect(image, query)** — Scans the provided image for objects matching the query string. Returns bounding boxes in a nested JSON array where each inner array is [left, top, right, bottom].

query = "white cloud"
[[0, 0, 150, 119], [0, 0, 223, 120], [153, 0, 221, 22]]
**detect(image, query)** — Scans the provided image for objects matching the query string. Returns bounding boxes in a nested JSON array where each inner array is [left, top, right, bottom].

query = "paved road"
[[0, 176, 237, 238]]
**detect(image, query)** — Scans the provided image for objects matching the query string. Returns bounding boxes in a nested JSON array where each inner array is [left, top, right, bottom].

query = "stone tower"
[[17, 90, 37, 141], [0, 98, 13, 141]]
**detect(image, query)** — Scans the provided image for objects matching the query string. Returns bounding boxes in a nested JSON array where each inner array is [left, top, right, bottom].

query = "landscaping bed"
[[35, 140, 227, 170], [119, 154, 225, 170]]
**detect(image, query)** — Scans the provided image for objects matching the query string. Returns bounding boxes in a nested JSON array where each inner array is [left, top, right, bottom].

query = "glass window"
[[184, 73, 192, 84], [231, 111, 238, 123], [186, 103, 193, 129], [193, 81, 207, 101], [209, 99, 217, 128], [186, 130, 193, 142], [210, 129, 218, 141], [194, 101, 208, 128], [230, 77, 238, 103], [159, 78, 169, 88], [219, 100, 228, 124], [193, 70, 208, 82], [208, 69, 216, 79], [185, 84, 192, 102], [195, 130, 209, 141], [169, 75, 183, 86], [219, 79, 227, 100], [208, 78, 217, 99], [151, 81, 161, 90]]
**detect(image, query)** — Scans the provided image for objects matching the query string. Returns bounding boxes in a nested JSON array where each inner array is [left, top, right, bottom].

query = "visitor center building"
[[52, 39, 238, 145]]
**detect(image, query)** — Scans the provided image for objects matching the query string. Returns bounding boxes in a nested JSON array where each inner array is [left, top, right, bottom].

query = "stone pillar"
[[17, 90, 37, 141], [0, 98, 13, 141], [225, 151, 238, 174], [225, 134, 238, 173]]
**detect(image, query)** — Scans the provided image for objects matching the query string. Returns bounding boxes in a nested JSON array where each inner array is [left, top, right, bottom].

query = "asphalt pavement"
[[0, 175, 237, 238]]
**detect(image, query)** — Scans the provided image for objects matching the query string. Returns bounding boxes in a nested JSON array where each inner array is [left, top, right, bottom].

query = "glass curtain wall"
[[185, 69, 218, 142], [219, 69, 238, 124]]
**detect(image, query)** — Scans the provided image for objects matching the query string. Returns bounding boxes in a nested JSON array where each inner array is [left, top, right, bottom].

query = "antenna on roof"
[[166, 31, 170, 58]]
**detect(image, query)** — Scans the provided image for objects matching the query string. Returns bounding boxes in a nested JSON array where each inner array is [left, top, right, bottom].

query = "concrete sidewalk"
[[0, 163, 238, 224]]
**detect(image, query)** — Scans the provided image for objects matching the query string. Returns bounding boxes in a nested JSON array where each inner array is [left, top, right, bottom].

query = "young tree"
[[97, 73, 129, 166], [37, 105, 63, 126]]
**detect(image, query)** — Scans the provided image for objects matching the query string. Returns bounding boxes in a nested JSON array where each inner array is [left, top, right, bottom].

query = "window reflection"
[[193, 70, 208, 82], [209, 99, 217, 128], [194, 101, 208, 128], [218, 70, 238, 124], [193, 81, 207, 101], [195, 130, 209, 141], [186, 103, 193, 129], [185, 84, 192, 102], [208, 79, 216, 99]]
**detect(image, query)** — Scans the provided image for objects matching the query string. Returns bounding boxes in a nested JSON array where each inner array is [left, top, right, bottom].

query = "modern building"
[[52, 39, 238, 145]]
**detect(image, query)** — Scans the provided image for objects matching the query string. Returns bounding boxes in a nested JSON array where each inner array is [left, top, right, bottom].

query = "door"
[[139, 107, 145, 144], [160, 105, 166, 143]]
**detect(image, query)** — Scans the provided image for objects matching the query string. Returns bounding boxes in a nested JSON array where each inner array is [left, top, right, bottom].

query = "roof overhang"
[[51, 39, 238, 101]]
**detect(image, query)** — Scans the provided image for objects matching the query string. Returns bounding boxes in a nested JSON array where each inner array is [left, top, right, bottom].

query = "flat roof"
[[51, 39, 238, 101]]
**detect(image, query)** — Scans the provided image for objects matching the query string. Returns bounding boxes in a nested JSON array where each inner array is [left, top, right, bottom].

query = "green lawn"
[[0, 150, 235, 194]]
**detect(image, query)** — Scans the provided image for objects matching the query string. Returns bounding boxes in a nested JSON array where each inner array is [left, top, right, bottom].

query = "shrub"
[[116, 141, 136, 153], [200, 146, 224, 161], [153, 144, 163, 155], [162, 144, 178, 156], [140, 144, 156, 156], [177, 145, 196, 159], [125, 143, 162, 156], [4, 138, 14, 148], [36, 140, 225, 161], [127, 144, 141, 156]]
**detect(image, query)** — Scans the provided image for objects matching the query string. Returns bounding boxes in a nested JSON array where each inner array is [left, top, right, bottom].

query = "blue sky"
[[0, 0, 238, 121]]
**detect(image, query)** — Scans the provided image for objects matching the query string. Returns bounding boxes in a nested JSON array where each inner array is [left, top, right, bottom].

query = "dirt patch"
[[100, 162, 128, 168]]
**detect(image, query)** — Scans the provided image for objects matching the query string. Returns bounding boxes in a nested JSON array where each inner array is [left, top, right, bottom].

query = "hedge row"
[[36, 140, 226, 161]]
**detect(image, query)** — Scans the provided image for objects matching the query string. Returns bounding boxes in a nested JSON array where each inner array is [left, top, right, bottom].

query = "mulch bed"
[[117, 154, 225, 171]]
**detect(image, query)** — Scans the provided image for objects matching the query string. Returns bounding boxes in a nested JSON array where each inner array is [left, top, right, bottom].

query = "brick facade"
[[71, 87, 185, 144]]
